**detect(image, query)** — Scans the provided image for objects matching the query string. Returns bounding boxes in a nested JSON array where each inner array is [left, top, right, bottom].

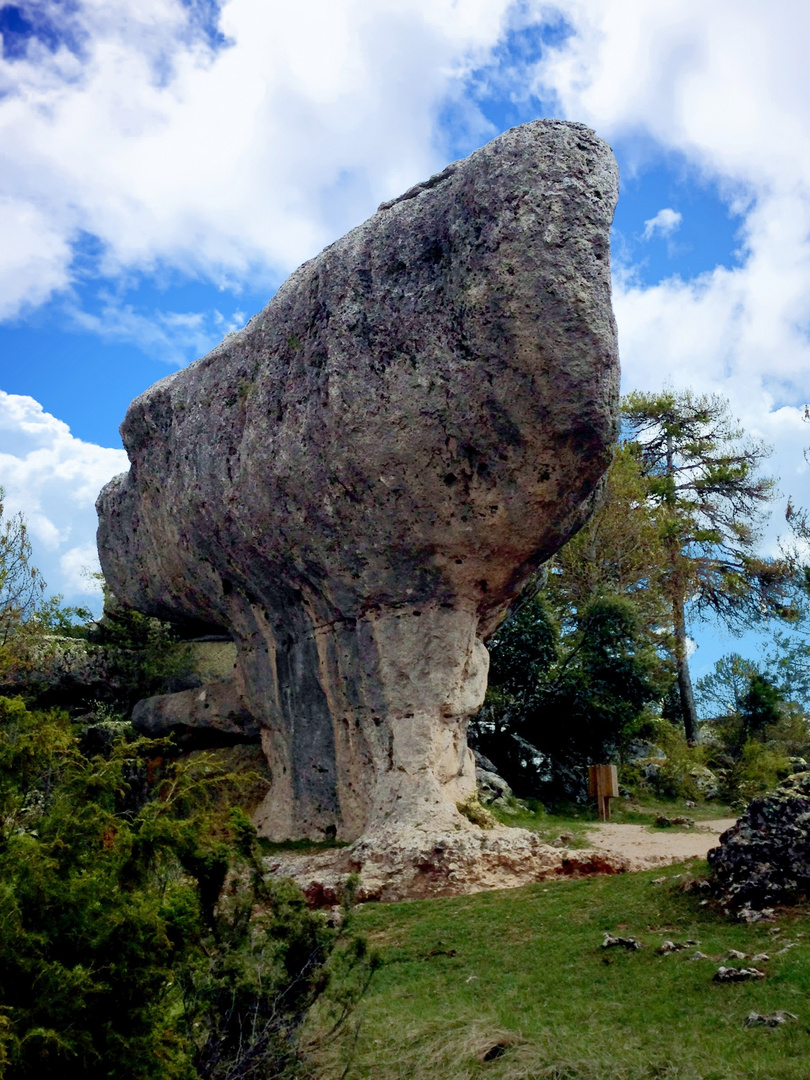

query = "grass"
[[311, 861, 810, 1080]]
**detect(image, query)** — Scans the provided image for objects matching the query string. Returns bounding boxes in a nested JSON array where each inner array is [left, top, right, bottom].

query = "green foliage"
[[727, 741, 793, 805], [762, 630, 810, 712], [486, 591, 557, 694], [455, 797, 497, 830], [0, 532, 187, 715], [621, 720, 710, 801], [739, 672, 785, 740], [696, 656, 809, 805], [472, 594, 663, 802], [0, 493, 45, 653], [545, 443, 672, 646], [0, 696, 374, 1080], [622, 389, 783, 620], [86, 588, 193, 711], [623, 389, 793, 742], [0, 493, 91, 677], [695, 652, 759, 720]]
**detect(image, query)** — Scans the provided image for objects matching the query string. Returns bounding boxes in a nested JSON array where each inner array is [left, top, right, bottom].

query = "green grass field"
[[313, 861, 810, 1080]]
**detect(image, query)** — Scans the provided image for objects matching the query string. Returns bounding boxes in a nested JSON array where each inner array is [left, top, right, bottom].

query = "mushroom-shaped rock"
[[97, 119, 619, 844]]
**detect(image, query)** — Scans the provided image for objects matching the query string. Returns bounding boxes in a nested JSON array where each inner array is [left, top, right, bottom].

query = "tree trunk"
[[672, 589, 699, 744], [664, 432, 699, 744]]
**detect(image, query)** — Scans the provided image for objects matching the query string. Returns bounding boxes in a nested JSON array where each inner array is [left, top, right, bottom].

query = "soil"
[[580, 818, 738, 871]]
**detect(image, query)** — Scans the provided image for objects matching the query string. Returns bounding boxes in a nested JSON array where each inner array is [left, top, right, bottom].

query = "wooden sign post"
[[588, 764, 619, 821]]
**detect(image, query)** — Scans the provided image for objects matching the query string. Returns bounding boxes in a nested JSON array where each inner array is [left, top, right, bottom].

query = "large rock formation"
[[97, 119, 619, 846]]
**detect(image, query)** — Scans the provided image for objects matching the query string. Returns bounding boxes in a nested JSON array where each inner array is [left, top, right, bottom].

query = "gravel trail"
[[580, 818, 739, 870]]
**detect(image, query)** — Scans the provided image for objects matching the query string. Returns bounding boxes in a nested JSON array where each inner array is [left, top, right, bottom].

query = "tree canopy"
[[471, 591, 662, 802]]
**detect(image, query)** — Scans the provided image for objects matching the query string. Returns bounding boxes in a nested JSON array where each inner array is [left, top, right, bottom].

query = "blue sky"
[[1, 0, 809, 687]]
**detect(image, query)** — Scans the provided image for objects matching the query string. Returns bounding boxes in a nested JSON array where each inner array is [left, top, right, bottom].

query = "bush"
[[716, 741, 793, 807], [0, 696, 375, 1079], [620, 720, 712, 801]]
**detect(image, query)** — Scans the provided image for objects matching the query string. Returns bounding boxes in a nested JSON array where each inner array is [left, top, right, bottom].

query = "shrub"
[[716, 741, 793, 807], [0, 696, 374, 1079], [620, 720, 711, 802]]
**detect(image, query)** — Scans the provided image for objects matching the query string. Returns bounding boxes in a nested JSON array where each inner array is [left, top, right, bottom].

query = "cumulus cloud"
[[0, 0, 518, 320], [0, 195, 72, 319], [532, 0, 810, 190], [0, 392, 128, 602], [642, 207, 682, 240]]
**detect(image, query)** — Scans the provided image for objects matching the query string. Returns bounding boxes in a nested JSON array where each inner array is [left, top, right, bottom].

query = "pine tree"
[[0, 489, 45, 652], [623, 389, 794, 743]]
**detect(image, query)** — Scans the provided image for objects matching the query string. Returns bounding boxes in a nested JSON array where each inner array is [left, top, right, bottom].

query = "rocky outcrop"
[[263, 825, 629, 906], [473, 749, 515, 808], [130, 638, 255, 747], [708, 772, 810, 909], [133, 682, 260, 744], [0, 637, 113, 704], [97, 119, 619, 846]]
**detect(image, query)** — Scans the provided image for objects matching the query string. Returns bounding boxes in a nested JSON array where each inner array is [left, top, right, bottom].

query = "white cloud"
[[642, 207, 682, 240], [66, 295, 248, 365], [0, 391, 128, 602], [60, 543, 103, 598], [531, 0, 810, 192], [0, 0, 516, 319], [0, 195, 72, 319]]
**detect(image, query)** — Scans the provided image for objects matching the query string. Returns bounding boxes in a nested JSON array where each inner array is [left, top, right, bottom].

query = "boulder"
[[708, 771, 810, 909], [97, 119, 619, 845], [132, 682, 260, 744], [472, 748, 514, 807]]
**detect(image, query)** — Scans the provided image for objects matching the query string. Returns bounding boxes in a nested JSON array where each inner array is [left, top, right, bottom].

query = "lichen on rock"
[[97, 119, 619, 853]]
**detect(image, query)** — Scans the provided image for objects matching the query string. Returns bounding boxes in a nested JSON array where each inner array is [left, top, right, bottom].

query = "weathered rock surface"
[[473, 749, 515, 808], [97, 119, 619, 846], [263, 824, 628, 906], [133, 682, 260, 743], [130, 638, 254, 747], [708, 772, 810, 909]]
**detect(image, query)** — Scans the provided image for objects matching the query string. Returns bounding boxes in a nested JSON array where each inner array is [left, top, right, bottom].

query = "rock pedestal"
[[97, 119, 619, 845]]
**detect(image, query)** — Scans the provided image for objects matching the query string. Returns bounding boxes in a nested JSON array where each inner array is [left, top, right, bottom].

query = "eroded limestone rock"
[[97, 119, 619, 845], [262, 825, 630, 906], [132, 682, 260, 743], [708, 771, 810, 909]]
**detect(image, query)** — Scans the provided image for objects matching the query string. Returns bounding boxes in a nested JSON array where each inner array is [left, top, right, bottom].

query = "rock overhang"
[[97, 118, 619, 850]]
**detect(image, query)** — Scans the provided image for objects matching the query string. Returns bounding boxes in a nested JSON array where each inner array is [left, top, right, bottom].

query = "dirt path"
[[580, 818, 738, 871]]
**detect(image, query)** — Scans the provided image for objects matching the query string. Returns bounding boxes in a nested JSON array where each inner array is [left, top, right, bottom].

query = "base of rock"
[[263, 824, 629, 905]]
